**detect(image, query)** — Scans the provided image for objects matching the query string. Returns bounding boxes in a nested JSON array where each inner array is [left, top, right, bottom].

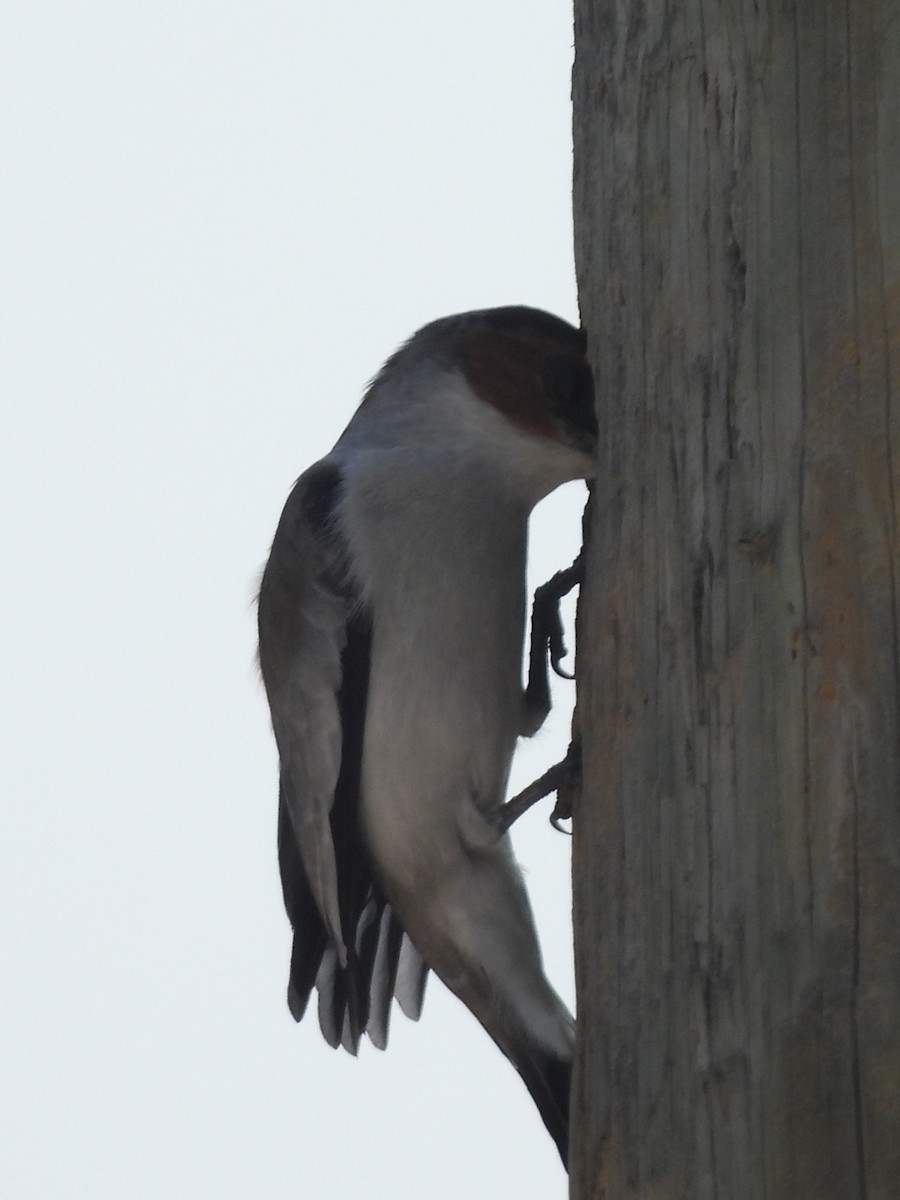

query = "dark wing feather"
[[395, 935, 429, 1022], [366, 910, 405, 1051], [278, 783, 328, 1021], [258, 460, 428, 1051]]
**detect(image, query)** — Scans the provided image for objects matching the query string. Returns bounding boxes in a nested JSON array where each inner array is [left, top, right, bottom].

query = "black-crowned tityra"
[[257, 306, 596, 1166]]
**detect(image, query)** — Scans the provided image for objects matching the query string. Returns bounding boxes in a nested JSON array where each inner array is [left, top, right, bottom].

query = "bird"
[[257, 305, 596, 1166]]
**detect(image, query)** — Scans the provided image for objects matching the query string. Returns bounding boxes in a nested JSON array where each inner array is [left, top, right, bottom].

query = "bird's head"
[[346, 306, 597, 504]]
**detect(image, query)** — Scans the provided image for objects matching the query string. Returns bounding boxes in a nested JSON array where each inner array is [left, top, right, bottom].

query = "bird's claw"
[[490, 741, 582, 836], [543, 601, 572, 680], [524, 552, 584, 717]]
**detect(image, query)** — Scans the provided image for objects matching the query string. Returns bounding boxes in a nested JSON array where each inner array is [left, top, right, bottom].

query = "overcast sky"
[[2, 4, 586, 1196]]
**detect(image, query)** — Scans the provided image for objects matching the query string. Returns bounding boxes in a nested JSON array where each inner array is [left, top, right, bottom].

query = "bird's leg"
[[498, 552, 585, 833], [521, 553, 584, 733], [490, 738, 582, 836]]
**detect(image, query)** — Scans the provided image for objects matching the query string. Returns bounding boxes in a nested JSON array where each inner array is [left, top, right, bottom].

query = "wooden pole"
[[571, 2, 900, 1196]]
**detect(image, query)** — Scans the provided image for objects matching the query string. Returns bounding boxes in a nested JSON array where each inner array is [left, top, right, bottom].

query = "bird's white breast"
[[331, 368, 586, 890]]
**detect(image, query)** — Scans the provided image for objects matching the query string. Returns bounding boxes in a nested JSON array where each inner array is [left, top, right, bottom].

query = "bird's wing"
[[258, 461, 352, 962], [258, 460, 427, 1049]]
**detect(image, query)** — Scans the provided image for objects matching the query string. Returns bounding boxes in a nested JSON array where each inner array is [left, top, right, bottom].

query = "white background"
[[2, 3, 586, 1196]]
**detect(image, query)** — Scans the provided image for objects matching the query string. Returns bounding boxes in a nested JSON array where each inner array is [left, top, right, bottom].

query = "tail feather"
[[512, 1047, 571, 1168]]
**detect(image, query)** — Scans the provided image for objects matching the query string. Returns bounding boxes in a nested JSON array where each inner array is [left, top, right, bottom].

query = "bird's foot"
[[535, 551, 584, 681], [522, 553, 585, 730], [490, 740, 582, 836], [548, 740, 581, 832]]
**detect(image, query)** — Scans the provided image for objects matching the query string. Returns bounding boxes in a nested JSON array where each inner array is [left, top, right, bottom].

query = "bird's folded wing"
[[258, 460, 353, 964], [258, 458, 429, 1048]]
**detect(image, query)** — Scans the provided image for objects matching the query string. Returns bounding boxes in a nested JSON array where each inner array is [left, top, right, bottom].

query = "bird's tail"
[[511, 1042, 572, 1168], [443, 958, 574, 1169]]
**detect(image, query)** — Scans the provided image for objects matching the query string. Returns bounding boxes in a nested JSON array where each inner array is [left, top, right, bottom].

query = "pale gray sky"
[[2, 3, 586, 1196]]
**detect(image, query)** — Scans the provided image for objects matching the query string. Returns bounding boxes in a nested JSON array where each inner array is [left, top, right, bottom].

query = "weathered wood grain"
[[571, 2, 900, 1196]]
